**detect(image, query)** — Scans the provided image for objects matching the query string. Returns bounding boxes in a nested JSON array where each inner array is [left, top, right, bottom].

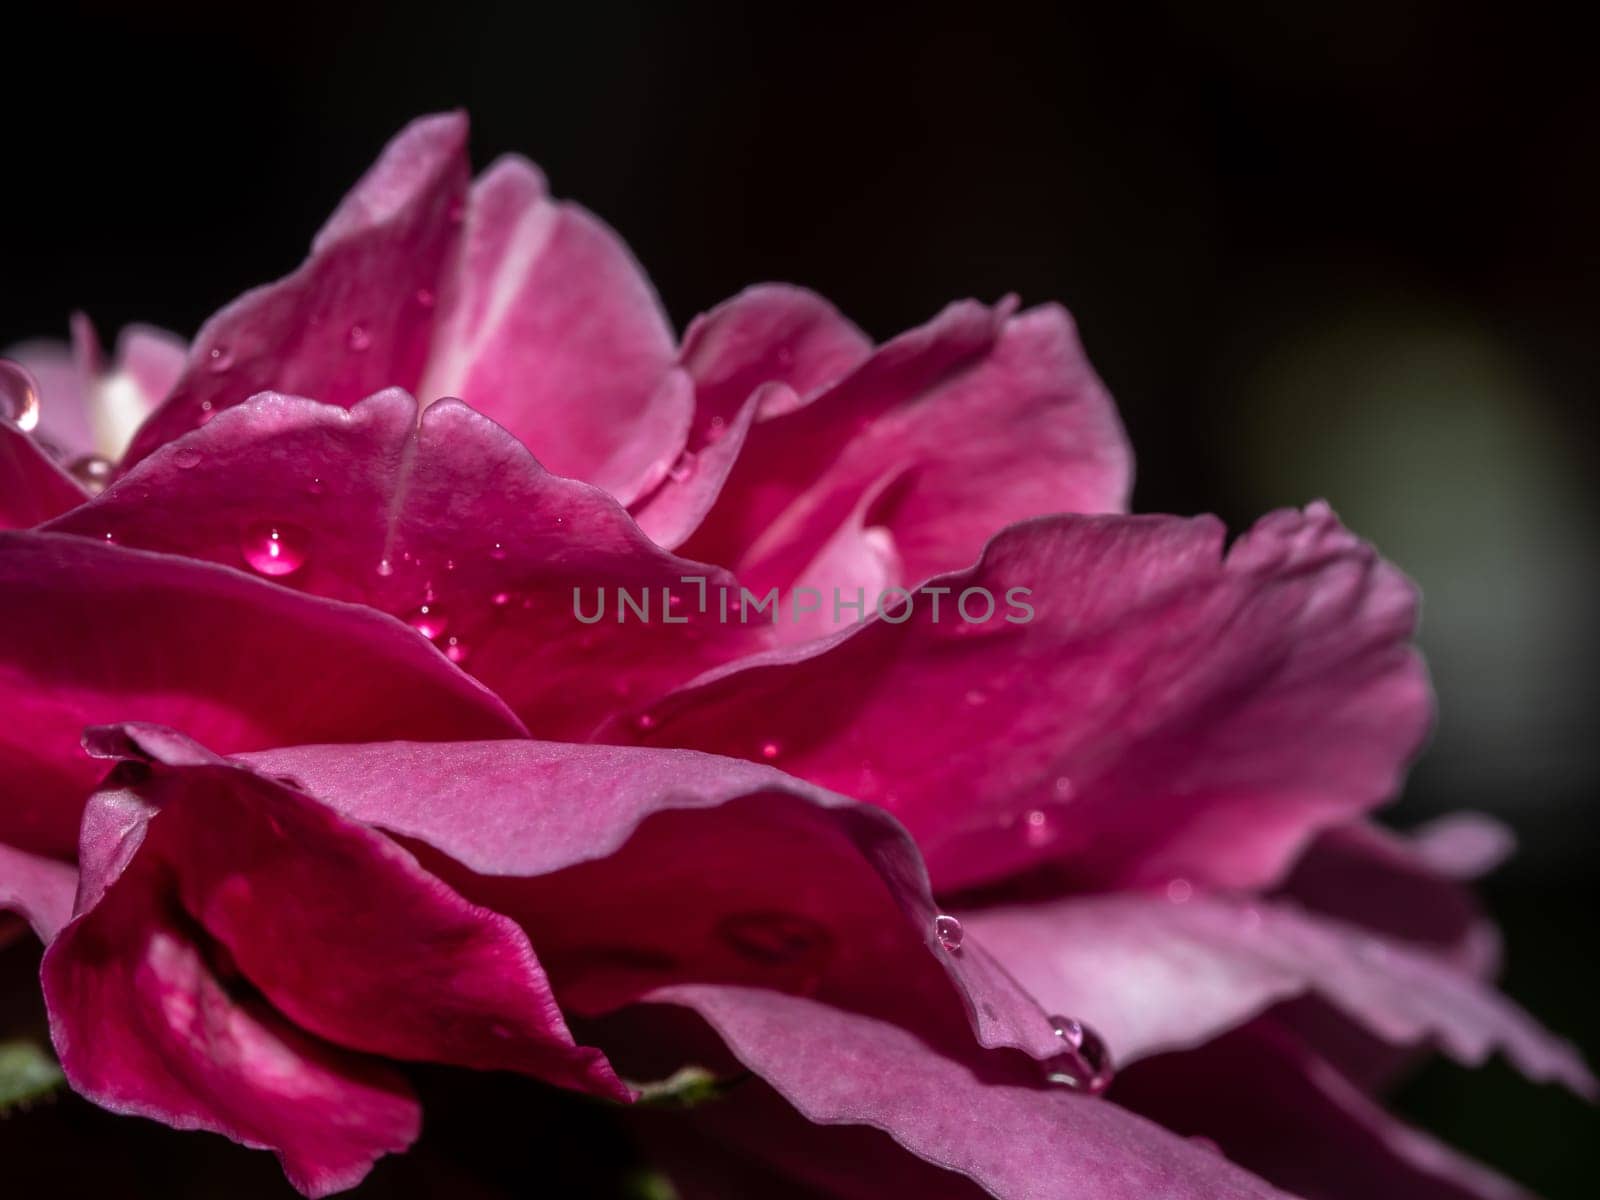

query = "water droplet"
[[490, 542, 507, 560], [408, 602, 449, 640], [206, 346, 233, 373], [0, 359, 41, 432], [934, 914, 964, 953], [634, 711, 657, 731], [1053, 776, 1075, 800], [102, 531, 117, 543], [1190, 1136, 1222, 1155], [759, 740, 782, 761], [347, 325, 372, 352], [415, 287, 436, 309], [197, 401, 216, 426], [1165, 877, 1193, 904], [443, 636, 469, 664], [1042, 1016, 1114, 1094], [705, 415, 727, 444], [173, 446, 202, 470], [717, 911, 833, 967], [376, 557, 395, 577], [667, 450, 698, 483], [1024, 808, 1052, 847], [67, 454, 113, 493], [308, 477, 325, 496], [491, 590, 512, 607], [240, 521, 309, 577]]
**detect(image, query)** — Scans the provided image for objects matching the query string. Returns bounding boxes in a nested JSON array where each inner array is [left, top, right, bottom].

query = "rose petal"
[[49, 388, 760, 739], [122, 113, 470, 466], [0, 841, 76, 943], [0, 532, 523, 856], [232, 734, 1066, 1063], [41, 780, 420, 1197], [418, 155, 681, 502], [0, 419, 85, 529], [623, 504, 1431, 893], [643, 987, 1290, 1200], [959, 890, 1595, 1094], [681, 300, 1132, 593], [1115, 1021, 1537, 1200]]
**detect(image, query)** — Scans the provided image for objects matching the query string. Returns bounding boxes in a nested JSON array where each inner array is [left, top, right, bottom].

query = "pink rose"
[[0, 112, 1589, 1198]]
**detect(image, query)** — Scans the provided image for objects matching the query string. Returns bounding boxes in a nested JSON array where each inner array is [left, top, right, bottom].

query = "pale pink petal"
[[49, 388, 762, 739], [959, 891, 1594, 1094], [419, 155, 682, 501], [3, 339, 93, 457], [122, 113, 470, 466], [0, 532, 523, 857], [622, 504, 1431, 893]]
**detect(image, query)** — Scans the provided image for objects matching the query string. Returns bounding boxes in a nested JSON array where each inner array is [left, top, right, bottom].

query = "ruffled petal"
[[0, 532, 522, 856], [0, 841, 76, 943], [622, 504, 1431, 893], [49, 388, 760, 739], [959, 890, 1594, 1093], [122, 113, 470, 466], [418, 155, 681, 502]]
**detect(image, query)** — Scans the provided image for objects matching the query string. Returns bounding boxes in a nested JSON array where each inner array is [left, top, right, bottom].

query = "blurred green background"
[[3, 1, 1596, 1194]]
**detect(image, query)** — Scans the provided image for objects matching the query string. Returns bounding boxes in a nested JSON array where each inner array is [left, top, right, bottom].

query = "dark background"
[[3, 1, 1597, 1195]]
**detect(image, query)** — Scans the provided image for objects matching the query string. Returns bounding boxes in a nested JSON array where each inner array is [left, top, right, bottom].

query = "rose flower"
[[0, 113, 1588, 1199]]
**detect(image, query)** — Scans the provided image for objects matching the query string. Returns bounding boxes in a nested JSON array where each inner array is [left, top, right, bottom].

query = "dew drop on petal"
[[173, 446, 202, 470], [1165, 877, 1193, 904], [491, 590, 512, 607], [933, 914, 964, 953], [443, 636, 469, 664], [1053, 775, 1075, 800], [376, 557, 395, 577], [1042, 1017, 1114, 1094], [1190, 1136, 1222, 1155], [0, 359, 41, 432], [308, 477, 324, 496], [705, 415, 727, 445], [1024, 808, 1052, 847], [347, 325, 372, 352], [490, 542, 507, 561], [759, 740, 782, 761], [68, 454, 113, 493], [634, 711, 657, 731], [206, 346, 233, 373], [240, 521, 309, 577], [408, 602, 449, 640]]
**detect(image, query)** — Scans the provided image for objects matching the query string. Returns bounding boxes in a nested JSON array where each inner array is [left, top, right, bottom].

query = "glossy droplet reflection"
[[240, 521, 309, 577], [759, 740, 782, 761], [934, 914, 964, 952], [206, 346, 233, 373], [408, 602, 449, 641], [347, 325, 372, 352], [1043, 1013, 1115, 1095], [0, 359, 41, 432], [68, 454, 113, 494]]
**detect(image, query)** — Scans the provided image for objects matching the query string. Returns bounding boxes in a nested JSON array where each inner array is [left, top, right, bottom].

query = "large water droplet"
[[240, 521, 309, 576], [68, 454, 113, 493], [717, 911, 833, 967], [934, 914, 964, 952], [1043, 1015, 1114, 1094], [408, 602, 449, 640], [0, 359, 41, 432], [173, 446, 202, 470]]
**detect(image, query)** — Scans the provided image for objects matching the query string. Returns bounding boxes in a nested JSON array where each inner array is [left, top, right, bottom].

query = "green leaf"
[[0, 1038, 66, 1115]]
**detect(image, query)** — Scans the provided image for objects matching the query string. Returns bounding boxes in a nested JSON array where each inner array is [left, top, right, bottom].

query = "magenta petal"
[[0, 418, 86, 528], [121, 113, 469, 466], [0, 532, 522, 856], [0, 841, 76, 942], [42, 785, 420, 1196], [1116, 1022, 1538, 1200], [232, 735, 1067, 1063], [49, 388, 759, 739], [644, 987, 1290, 1200], [682, 300, 1132, 592], [625, 504, 1432, 892], [960, 890, 1595, 1094], [76, 726, 626, 1101], [419, 155, 681, 501]]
